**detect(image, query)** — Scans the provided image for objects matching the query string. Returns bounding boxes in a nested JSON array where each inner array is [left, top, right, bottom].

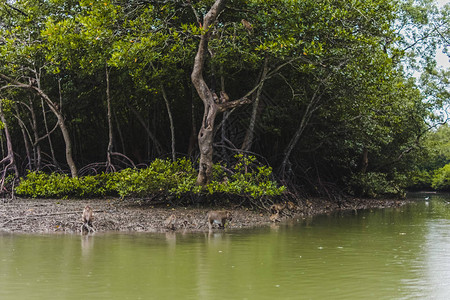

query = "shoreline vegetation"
[[1, 155, 412, 234], [0, 197, 409, 234]]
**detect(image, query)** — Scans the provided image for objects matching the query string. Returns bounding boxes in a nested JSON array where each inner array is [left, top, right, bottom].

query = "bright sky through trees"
[[436, 0, 449, 68]]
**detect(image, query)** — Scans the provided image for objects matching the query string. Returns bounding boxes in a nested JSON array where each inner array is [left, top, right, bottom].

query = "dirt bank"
[[0, 197, 408, 234]]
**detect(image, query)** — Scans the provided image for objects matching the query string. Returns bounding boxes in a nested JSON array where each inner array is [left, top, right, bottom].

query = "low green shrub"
[[15, 155, 285, 200], [204, 154, 286, 198], [113, 157, 198, 197], [14, 171, 116, 198]]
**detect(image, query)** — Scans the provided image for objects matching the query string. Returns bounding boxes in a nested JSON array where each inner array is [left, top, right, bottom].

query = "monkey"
[[287, 201, 297, 211], [270, 203, 286, 215], [221, 175, 229, 184], [82, 205, 93, 226], [207, 210, 232, 230], [81, 205, 95, 234], [219, 91, 229, 104], [212, 91, 219, 104], [269, 212, 280, 223], [241, 19, 253, 34], [305, 199, 312, 208], [164, 214, 177, 231]]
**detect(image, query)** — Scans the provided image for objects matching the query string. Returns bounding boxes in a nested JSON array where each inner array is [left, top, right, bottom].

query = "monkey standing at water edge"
[[207, 210, 232, 230], [164, 214, 177, 231], [82, 205, 93, 226], [269, 212, 280, 223], [81, 205, 95, 234]]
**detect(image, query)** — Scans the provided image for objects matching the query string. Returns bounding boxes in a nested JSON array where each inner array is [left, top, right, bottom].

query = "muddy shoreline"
[[0, 197, 408, 234]]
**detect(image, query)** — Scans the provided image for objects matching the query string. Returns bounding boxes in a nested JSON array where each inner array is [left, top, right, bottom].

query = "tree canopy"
[[0, 0, 449, 199]]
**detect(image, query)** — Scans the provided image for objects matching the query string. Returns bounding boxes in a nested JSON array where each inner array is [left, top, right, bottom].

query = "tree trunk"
[[279, 64, 342, 177], [280, 93, 322, 176], [1, 73, 78, 177], [29, 97, 42, 170], [0, 100, 19, 186], [220, 73, 229, 160], [197, 103, 218, 185], [161, 84, 176, 162], [188, 98, 197, 158], [105, 65, 114, 171], [241, 57, 269, 151], [191, 0, 253, 186], [13, 102, 32, 170], [41, 98, 59, 169], [361, 148, 369, 174], [114, 111, 126, 156], [35, 88, 77, 177], [191, 0, 227, 186]]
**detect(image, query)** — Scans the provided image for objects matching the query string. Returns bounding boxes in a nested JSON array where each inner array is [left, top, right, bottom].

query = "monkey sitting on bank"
[[287, 201, 297, 211], [164, 214, 177, 231], [207, 210, 232, 230], [269, 212, 280, 223], [270, 202, 286, 215], [81, 205, 95, 234]]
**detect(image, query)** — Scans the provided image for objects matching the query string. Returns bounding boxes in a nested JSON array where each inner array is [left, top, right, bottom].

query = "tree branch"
[[217, 98, 252, 113], [4, 3, 28, 16]]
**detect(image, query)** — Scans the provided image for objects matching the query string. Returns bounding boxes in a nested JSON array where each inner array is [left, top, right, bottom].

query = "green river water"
[[1, 192, 449, 299]]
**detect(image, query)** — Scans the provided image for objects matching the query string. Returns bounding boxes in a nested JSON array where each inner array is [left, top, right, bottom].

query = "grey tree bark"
[[0, 73, 78, 177]]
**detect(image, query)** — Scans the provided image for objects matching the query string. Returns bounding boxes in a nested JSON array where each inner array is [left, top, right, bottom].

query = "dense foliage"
[[408, 124, 450, 191], [0, 0, 449, 199]]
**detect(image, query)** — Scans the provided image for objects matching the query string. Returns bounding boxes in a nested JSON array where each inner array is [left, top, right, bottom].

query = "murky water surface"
[[1, 193, 450, 299]]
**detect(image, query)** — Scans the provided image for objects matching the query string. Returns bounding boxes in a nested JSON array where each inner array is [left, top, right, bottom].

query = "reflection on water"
[[401, 193, 450, 299], [1, 193, 450, 299]]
